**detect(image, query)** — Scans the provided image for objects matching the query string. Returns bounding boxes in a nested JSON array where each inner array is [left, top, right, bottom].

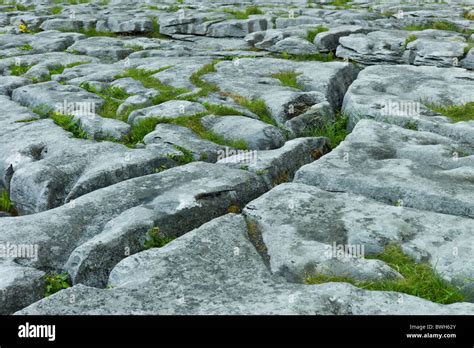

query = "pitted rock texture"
[[1, 0, 473, 316]]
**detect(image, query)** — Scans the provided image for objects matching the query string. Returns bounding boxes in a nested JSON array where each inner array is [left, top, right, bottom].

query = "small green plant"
[[143, 227, 175, 249], [306, 26, 329, 43], [50, 113, 89, 139], [48, 61, 87, 76], [147, 18, 168, 39], [425, 102, 474, 123], [188, 61, 220, 98], [155, 165, 168, 173], [305, 244, 466, 304], [173, 145, 195, 164], [394, 199, 404, 207], [271, 71, 304, 90], [279, 51, 335, 62], [228, 95, 276, 126], [128, 118, 158, 145], [0, 190, 15, 214], [302, 113, 348, 150], [44, 273, 71, 297], [223, 6, 263, 20], [464, 11, 474, 21], [464, 40, 474, 55], [165, 5, 180, 12], [404, 121, 418, 131], [14, 3, 35, 11], [51, 6, 62, 14], [10, 64, 30, 76], [118, 68, 189, 105], [326, 0, 352, 8], [81, 83, 130, 120], [202, 103, 244, 116], [19, 44, 33, 51], [403, 21, 471, 35], [404, 35, 417, 49]]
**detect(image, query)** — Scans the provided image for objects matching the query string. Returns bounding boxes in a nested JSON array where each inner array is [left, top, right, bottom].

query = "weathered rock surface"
[[0, 96, 180, 214], [0, 162, 268, 295], [16, 215, 474, 315], [218, 136, 330, 189], [244, 183, 474, 299], [2, 0, 473, 316], [12, 81, 104, 114], [295, 119, 474, 218], [201, 115, 286, 150], [128, 100, 206, 124], [203, 58, 359, 125], [144, 123, 225, 162], [341, 65, 474, 145]]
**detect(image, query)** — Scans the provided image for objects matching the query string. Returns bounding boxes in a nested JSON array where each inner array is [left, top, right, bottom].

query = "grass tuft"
[[80, 83, 130, 121], [271, 71, 304, 90], [19, 44, 33, 51], [404, 34, 417, 49], [44, 273, 71, 297], [223, 6, 264, 20], [403, 21, 472, 35], [10, 64, 31, 76], [306, 26, 329, 43], [50, 113, 89, 139], [143, 227, 175, 249], [280, 51, 335, 62], [202, 102, 244, 116], [425, 102, 474, 123], [305, 244, 466, 304], [301, 112, 348, 149], [118, 68, 189, 106], [0, 190, 16, 214]]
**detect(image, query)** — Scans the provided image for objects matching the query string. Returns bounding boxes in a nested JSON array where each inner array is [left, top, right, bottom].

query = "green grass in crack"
[[146, 18, 169, 39], [186, 61, 220, 99], [81, 83, 130, 120], [50, 113, 89, 139], [404, 34, 417, 49], [271, 71, 304, 90], [143, 227, 175, 250], [225, 95, 276, 126], [425, 102, 474, 123], [328, 0, 352, 8], [464, 40, 474, 55], [202, 102, 244, 116], [48, 62, 88, 77], [118, 68, 189, 105], [10, 64, 31, 76], [301, 112, 348, 150], [169, 145, 195, 165], [19, 44, 33, 51], [403, 21, 473, 35], [223, 6, 263, 20], [306, 26, 329, 43], [464, 10, 474, 21], [51, 6, 62, 14], [280, 51, 335, 62], [44, 273, 71, 297], [0, 190, 16, 214], [305, 244, 466, 304]]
